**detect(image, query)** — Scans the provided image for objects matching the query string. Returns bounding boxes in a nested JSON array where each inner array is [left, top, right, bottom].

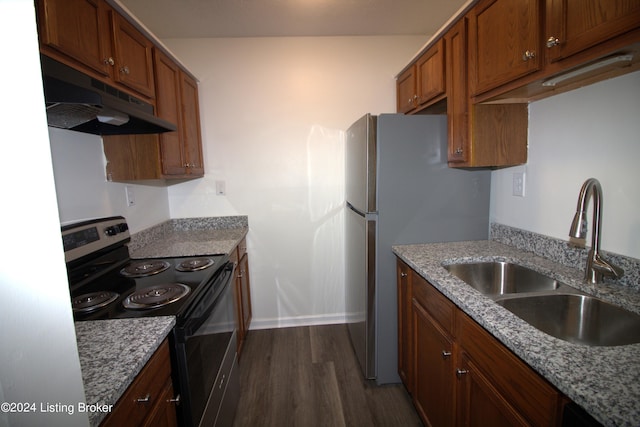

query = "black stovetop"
[[70, 255, 227, 321]]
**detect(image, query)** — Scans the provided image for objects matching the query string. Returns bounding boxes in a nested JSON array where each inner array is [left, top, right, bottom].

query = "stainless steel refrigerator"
[[345, 113, 491, 384]]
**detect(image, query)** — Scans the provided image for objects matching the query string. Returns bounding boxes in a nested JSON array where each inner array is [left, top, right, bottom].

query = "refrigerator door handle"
[[347, 202, 377, 220], [346, 201, 365, 217]]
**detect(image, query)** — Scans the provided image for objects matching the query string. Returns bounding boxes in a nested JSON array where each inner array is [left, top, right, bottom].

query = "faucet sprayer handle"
[[592, 253, 624, 279]]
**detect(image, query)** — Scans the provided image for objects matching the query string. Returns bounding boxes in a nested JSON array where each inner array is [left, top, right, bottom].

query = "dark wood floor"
[[232, 324, 423, 427]]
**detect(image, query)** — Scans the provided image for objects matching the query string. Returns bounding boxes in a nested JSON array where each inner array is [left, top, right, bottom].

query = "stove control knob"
[[104, 226, 118, 236], [117, 223, 129, 233]]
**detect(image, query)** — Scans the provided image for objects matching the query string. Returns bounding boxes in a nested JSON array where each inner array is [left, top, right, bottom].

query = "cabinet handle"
[[167, 394, 181, 405], [522, 50, 536, 61], [456, 369, 469, 378], [136, 393, 151, 403], [120, 65, 130, 75], [103, 57, 114, 66], [454, 148, 463, 155], [441, 351, 452, 359], [546, 36, 560, 48], [400, 272, 408, 278]]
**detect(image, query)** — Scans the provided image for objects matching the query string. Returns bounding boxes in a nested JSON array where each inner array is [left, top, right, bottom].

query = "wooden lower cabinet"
[[230, 237, 252, 357], [413, 299, 455, 426], [397, 259, 413, 391], [397, 258, 564, 426], [101, 339, 178, 427]]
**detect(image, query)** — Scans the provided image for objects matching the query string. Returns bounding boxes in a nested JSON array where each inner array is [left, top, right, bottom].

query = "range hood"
[[40, 55, 176, 135]]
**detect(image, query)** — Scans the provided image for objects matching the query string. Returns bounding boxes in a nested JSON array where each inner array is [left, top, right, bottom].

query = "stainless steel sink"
[[444, 261, 563, 296], [496, 294, 640, 346], [444, 261, 640, 346]]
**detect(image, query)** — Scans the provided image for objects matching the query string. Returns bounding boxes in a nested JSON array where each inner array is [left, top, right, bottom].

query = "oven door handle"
[[179, 262, 235, 337]]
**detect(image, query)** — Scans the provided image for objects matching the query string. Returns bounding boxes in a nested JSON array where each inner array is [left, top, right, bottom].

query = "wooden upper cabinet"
[[469, 0, 542, 96], [154, 49, 187, 176], [545, 0, 640, 63], [36, 0, 156, 100], [416, 39, 446, 106], [396, 65, 417, 113], [179, 72, 204, 176], [444, 18, 469, 164], [110, 12, 155, 98], [104, 51, 204, 181], [37, 0, 112, 77], [396, 40, 446, 114]]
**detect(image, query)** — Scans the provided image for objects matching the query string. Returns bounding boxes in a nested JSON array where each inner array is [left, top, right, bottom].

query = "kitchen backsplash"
[[129, 216, 248, 253], [491, 223, 639, 290]]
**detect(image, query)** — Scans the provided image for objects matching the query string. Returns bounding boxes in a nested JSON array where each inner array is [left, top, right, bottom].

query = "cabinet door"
[[143, 380, 178, 427], [457, 312, 562, 426], [397, 259, 412, 391], [546, 0, 640, 63], [456, 353, 529, 427], [111, 12, 155, 98], [180, 72, 205, 176], [37, 0, 112, 76], [469, 0, 541, 96], [412, 300, 455, 427], [445, 18, 470, 164], [416, 39, 446, 107], [239, 253, 252, 342], [396, 65, 417, 113], [154, 49, 187, 176]]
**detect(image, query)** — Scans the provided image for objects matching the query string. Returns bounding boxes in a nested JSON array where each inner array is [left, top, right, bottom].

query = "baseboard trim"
[[248, 313, 348, 330]]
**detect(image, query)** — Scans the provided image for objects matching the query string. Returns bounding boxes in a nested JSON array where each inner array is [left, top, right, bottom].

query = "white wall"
[[163, 36, 426, 328], [491, 70, 640, 259], [0, 2, 88, 426], [49, 129, 171, 233]]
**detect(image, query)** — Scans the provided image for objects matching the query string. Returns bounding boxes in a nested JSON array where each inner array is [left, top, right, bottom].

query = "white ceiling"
[[117, 0, 469, 39]]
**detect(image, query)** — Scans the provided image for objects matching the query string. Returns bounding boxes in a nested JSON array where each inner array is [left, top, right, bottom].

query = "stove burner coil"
[[120, 260, 170, 277], [73, 291, 119, 313], [122, 283, 191, 310], [175, 258, 215, 272]]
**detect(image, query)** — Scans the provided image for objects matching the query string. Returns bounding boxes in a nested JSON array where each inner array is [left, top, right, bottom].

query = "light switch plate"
[[215, 180, 226, 196], [125, 185, 135, 206]]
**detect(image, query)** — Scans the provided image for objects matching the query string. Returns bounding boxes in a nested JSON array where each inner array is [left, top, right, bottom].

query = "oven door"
[[172, 261, 239, 427]]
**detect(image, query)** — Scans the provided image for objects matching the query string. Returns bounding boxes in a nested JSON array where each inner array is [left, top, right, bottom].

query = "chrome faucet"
[[569, 178, 624, 284]]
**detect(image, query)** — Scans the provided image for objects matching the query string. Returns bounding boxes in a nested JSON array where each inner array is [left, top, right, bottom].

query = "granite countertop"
[[128, 216, 248, 259], [75, 317, 175, 426], [130, 228, 247, 258], [393, 240, 640, 427]]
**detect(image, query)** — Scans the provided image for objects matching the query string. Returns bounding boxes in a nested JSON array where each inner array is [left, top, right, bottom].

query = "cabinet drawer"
[[101, 339, 172, 426], [411, 272, 455, 335], [457, 312, 561, 426]]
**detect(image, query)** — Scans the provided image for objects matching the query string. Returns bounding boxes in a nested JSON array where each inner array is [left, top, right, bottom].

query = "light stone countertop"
[[393, 240, 640, 427], [75, 317, 175, 427], [130, 228, 247, 259]]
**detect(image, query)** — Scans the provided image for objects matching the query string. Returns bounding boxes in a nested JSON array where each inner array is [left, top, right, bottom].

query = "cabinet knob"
[[401, 272, 408, 278], [546, 36, 560, 48], [454, 148, 463, 155], [456, 369, 469, 378], [120, 65, 130, 75], [103, 57, 115, 66], [136, 393, 151, 403], [441, 351, 452, 359], [522, 50, 536, 61], [167, 394, 181, 405]]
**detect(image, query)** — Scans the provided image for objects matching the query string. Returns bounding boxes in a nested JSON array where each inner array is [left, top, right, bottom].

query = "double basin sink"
[[444, 261, 640, 346]]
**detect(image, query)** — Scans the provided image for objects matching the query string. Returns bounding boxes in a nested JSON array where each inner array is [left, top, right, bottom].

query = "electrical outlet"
[[125, 185, 135, 206], [512, 172, 525, 197]]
